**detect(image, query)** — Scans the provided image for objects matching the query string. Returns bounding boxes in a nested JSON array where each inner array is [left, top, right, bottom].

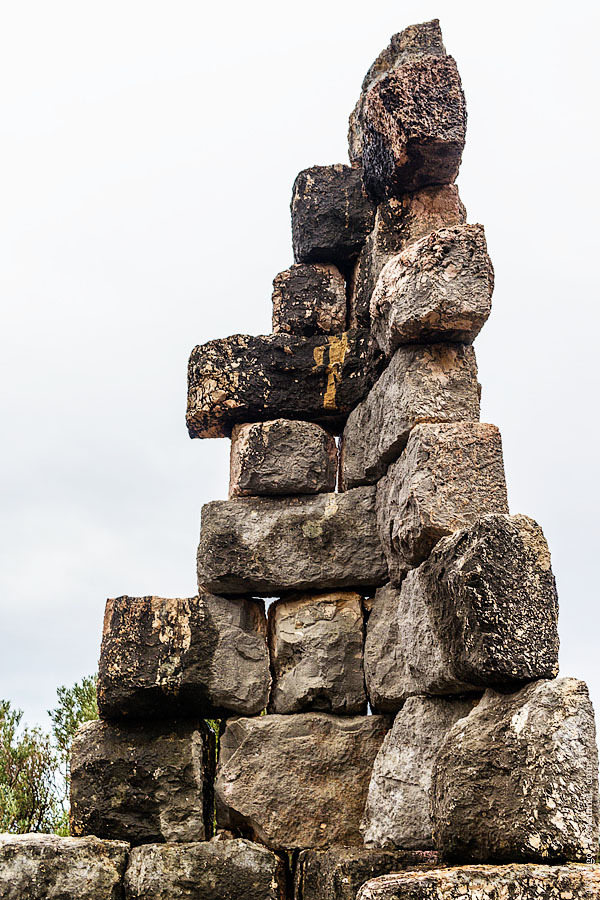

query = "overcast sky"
[[1, 0, 598, 728]]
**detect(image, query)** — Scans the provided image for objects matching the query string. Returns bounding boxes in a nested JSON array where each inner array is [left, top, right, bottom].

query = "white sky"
[[1, 0, 598, 729]]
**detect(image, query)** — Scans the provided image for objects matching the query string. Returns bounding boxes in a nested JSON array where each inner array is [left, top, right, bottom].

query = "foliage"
[[48, 673, 98, 801]]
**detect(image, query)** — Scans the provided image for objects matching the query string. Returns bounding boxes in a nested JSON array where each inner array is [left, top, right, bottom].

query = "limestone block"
[[215, 713, 389, 851], [370, 225, 494, 356], [70, 719, 215, 845], [97, 594, 270, 719], [229, 419, 337, 497], [272, 263, 346, 336], [340, 343, 480, 490], [268, 592, 366, 714], [197, 486, 388, 595], [431, 679, 600, 862]]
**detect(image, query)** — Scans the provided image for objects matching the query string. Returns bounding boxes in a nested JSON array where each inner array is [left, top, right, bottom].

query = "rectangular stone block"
[[229, 419, 337, 497], [197, 486, 388, 595], [187, 330, 383, 438], [272, 263, 346, 336], [376, 422, 508, 582], [340, 343, 480, 490], [70, 719, 215, 845], [97, 594, 271, 720]]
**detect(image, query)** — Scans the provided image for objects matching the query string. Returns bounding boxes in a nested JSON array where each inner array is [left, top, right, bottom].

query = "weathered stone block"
[[365, 515, 559, 709], [376, 423, 508, 582], [431, 679, 600, 863], [70, 719, 215, 845], [291, 164, 375, 267], [272, 263, 346, 336], [361, 696, 478, 848], [197, 486, 387, 595], [229, 419, 337, 497], [215, 713, 389, 851], [187, 330, 383, 438], [268, 592, 366, 714], [0, 834, 129, 900], [370, 225, 494, 356], [97, 594, 270, 719], [340, 343, 480, 490], [124, 839, 287, 900]]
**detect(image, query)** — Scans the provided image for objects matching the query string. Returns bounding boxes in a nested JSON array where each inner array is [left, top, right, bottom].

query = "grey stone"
[[431, 679, 600, 863], [70, 718, 215, 845], [340, 343, 480, 490], [272, 263, 347, 336], [98, 594, 270, 719], [268, 591, 366, 714], [215, 713, 389, 851], [197, 486, 388, 595], [370, 225, 494, 356], [0, 834, 129, 900], [376, 423, 508, 582], [361, 696, 478, 848], [229, 419, 337, 497]]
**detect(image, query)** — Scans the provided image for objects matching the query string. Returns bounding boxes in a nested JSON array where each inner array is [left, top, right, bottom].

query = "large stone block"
[[197, 486, 388, 595], [229, 419, 337, 498], [268, 592, 366, 714], [365, 515, 559, 709], [431, 679, 600, 863], [124, 839, 287, 900], [376, 423, 508, 582], [340, 343, 480, 490], [272, 263, 347, 336], [361, 696, 478, 848], [97, 594, 270, 719], [0, 834, 129, 900], [370, 225, 494, 356], [215, 713, 389, 851], [70, 719, 215, 845], [187, 330, 383, 438], [291, 164, 375, 267]]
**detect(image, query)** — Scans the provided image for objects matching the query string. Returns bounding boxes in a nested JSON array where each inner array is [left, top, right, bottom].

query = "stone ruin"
[[2, 18, 599, 900]]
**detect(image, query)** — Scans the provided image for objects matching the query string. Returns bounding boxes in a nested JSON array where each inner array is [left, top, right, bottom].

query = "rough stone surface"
[[432, 679, 600, 863], [268, 592, 366, 714], [197, 486, 388, 595], [291, 164, 375, 268], [361, 696, 478, 848], [340, 343, 480, 490], [98, 594, 270, 719], [229, 419, 337, 497], [215, 713, 389, 851], [124, 839, 287, 900], [295, 848, 443, 900], [370, 225, 494, 356], [356, 865, 600, 900], [376, 423, 508, 582], [0, 834, 129, 900], [187, 330, 383, 438], [272, 263, 347, 336], [70, 718, 215, 845], [349, 185, 466, 328]]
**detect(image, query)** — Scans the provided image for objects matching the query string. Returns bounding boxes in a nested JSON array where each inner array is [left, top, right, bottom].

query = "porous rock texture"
[[431, 678, 600, 863], [70, 718, 215, 845], [215, 712, 389, 851], [197, 485, 388, 595], [98, 594, 270, 719], [361, 696, 478, 848], [376, 422, 508, 582], [229, 419, 337, 497], [186, 329, 383, 438], [0, 834, 129, 900], [272, 263, 347, 336], [124, 839, 287, 900], [291, 164, 375, 268], [268, 591, 366, 714], [340, 343, 480, 489], [370, 224, 494, 356]]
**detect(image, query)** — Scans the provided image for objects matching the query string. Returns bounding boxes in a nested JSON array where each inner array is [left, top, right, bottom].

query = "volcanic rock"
[[272, 263, 346, 336]]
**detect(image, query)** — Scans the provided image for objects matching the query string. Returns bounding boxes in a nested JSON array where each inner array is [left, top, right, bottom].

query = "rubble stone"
[[272, 263, 347, 336]]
